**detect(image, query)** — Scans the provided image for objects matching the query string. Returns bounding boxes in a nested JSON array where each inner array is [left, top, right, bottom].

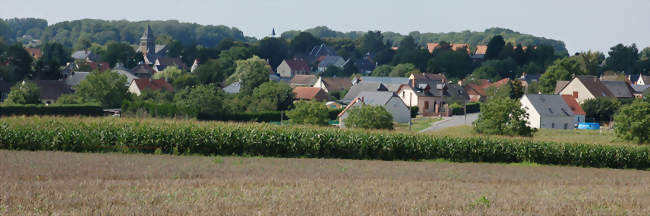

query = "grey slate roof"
[[601, 81, 634, 98], [71, 50, 99, 61], [318, 56, 346, 68], [0, 79, 12, 92], [445, 83, 470, 102], [632, 85, 650, 93], [359, 76, 409, 85], [223, 81, 240, 94], [343, 82, 388, 104], [112, 67, 139, 85], [356, 91, 398, 106], [309, 44, 337, 57], [64, 72, 90, 87], [524, 94, 573, 118]]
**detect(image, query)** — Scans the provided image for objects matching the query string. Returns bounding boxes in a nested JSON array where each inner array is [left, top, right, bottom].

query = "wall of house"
[[277, 61, 292, 78], [385, 97, 411, 123], [560, 80, 595, 104], [520, 96, 541, 128], [128, 82, 142, 96], [540, 116, 574, 130], [398, 88, 418, 107], [312, 78, 329, 92]]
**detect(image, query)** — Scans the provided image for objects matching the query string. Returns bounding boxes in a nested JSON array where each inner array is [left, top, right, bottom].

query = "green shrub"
[[286, 101, 329, 125], [614, 100, 650, 144], [0, 105, 104, 116], [197, 111, 287, 122], [0, 116, 649, 170], [466, 102, 480, 113], [344, 105, 393, 130], [450, 103, 464, 115], [473, 97, 536, 137]]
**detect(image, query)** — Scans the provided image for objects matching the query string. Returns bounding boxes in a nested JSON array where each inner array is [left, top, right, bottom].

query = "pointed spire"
[[141, 24, 154, 40], [271, 28, 276, 37]]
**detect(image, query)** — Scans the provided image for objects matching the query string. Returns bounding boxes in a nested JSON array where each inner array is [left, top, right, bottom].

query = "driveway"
[[419, 113, 479, 133]]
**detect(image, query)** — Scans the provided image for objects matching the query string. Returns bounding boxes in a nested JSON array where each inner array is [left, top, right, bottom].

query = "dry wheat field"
[[1, 150, 649, 215]]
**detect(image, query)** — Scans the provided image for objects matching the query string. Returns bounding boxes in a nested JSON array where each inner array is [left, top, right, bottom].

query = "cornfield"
[[1, 116, 648, 169]]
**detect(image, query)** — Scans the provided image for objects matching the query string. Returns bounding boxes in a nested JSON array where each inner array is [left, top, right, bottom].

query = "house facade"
[[561, 95, 586, 126], [128, 79, 174, 96], [338, 91, 410, 127], [277, 59, 310, 78], [520, 94, 575, 129], [558, 76, 614, 104]]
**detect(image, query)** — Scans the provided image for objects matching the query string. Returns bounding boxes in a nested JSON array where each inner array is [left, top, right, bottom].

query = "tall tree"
[[174, 84, 225, 116], [575, 51, 605, 76], [485, 35, 505, 60], [538, 57, 582, 93], [605, 43, 639, 74], [33, 42, 70, 80], [249, 82, 294, 111], [73, 70, 129, 108], [236, 56, 271, 95], [102, 42, 140, 68], [427, 49, 472, 79], [3, 43, 33, 83], [256, 37, 289, 69], [289, 32, 322, 54]]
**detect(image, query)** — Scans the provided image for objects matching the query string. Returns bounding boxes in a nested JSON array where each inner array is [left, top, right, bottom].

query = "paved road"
[[419, 113, 479, 133]]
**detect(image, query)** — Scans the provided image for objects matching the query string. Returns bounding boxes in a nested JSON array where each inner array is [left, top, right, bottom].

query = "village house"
[[277, 59, 310, 78], [342, 82, 389, 104], [292, 87, 329, 101], [154, 57, 187, 72], [396, 74, 468, 116], [71, 50, 99, 62], [63, 71, 90, 87], [222, 81, 240, 94], [289, 75, 318, 88], [112, 63, 139, 85], [128, 78, 174, 96], [338, 91, 410, 127], [313, 77, 352, 93], [352, 76, 409, 92], [427, 43, 470, 54], [601, 80, 635, 100], [32, 80, 73, 104], [24, 47, 41, 60], [520, 94, 575, 130], [0, 79, 10, 102], [317, 56, 348, 72], [130, 64, 157, 78], [557, 76, 615, 104], [463, 79, 491, 102]]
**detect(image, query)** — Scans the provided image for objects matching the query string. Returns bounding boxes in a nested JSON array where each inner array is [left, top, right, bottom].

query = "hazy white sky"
[[1, 0, 649, 54]]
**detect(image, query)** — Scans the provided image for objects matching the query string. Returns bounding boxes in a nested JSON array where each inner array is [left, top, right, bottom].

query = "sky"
[[1, 0, 649, 54]]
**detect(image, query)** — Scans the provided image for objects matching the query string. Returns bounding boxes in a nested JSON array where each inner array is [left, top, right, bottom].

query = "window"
[[552, 123, 555, 128], [424, 101, 430, 110], [548, 108, 553, 113], [564, 123, 568, 129]]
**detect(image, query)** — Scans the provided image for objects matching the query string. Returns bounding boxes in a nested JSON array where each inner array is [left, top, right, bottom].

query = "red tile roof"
[[321, 77, 352, 92], [132, 79, 174, 92], [465, 79, 491, 96], [561, 95, 586, 115], [427, 43, 470, 54], [491, 78, 511, 88], [293, 87, 328, 101], [474, 45, 488, 55]]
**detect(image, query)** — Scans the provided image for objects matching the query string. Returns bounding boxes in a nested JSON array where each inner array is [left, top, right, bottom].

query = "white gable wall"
[[398, 88, 418, 107], [128, 81, 142, 96], [559, 79, 595, 104], [277, 61, 292, 78], [520, 96, 541, 128]]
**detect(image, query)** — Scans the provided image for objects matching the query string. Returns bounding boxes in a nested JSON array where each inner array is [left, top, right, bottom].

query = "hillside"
[[0, 18, 251, 48], [282, 26, 568, 55]]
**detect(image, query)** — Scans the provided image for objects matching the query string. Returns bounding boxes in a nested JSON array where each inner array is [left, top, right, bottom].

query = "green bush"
[[474, 97, 536, 137], [450, 103, 464, 115], [466, 102, 480, 113], [614, 100, 650, 144], [0, 105, 104, 116], [344, 105, 394, 130], [287, 101, 329, 125], [197, 111, 287, 122], [0, 116, 649, 169], [328, 108, 345, 120]]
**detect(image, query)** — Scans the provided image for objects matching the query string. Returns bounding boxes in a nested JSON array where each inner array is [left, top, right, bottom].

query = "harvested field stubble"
[[1, 150, 650, 215]]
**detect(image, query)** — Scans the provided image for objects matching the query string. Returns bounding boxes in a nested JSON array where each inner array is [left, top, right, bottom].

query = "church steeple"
[[139, 25, 156, 61]]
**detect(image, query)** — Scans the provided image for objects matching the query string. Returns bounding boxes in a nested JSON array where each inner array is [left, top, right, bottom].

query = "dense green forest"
[[281, 26, 568, 56], [0, 18, 251, 48], [0, 18, 566, 55]]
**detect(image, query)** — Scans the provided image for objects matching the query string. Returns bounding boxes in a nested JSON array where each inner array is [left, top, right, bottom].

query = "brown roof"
[[465, 79, 491, 96], [474, 45, 488, 55], [451, 44, 470, 54], [289, 75, 318, 88], [25, 48, 41, 59], [132, 79, 174, 92], [156, 57, 188, 70], [321, 77, 352, 92], [87, 62, 110, 72], [285, 59, 310, 72], [411, 73, 446, 82], [131, 64, 156, 76], [33, 80, 72, 100], [575, 76, 615, 98], [561, 95, 586, 115], [293, 87, 328, 101], [554, 81, 570, 94]]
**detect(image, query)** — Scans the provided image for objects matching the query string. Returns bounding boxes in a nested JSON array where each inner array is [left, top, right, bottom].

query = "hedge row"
[[449, 102, 481, 115], [0, 105, 104, 116], [0, 116, 648, 169]]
